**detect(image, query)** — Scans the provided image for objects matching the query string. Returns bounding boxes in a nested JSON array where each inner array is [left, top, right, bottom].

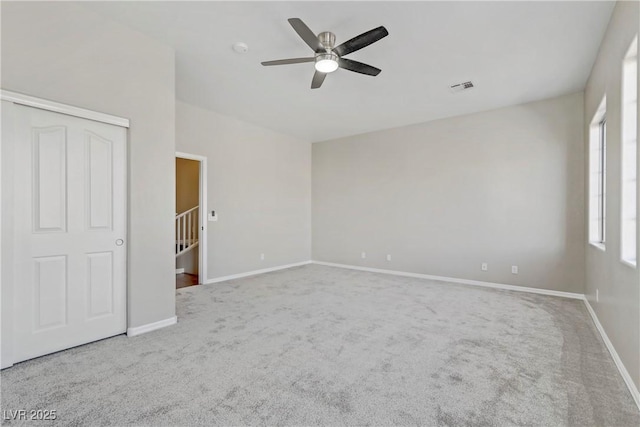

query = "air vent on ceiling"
[[450, 81, 474, 93]]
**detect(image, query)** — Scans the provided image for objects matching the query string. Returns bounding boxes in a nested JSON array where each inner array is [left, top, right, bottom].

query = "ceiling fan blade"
[[338, 58, 381, 76], [311, 70, 327, 89], [333, 26, 388, 57], [261, 57, 315, 66], [288, 18, 324, 52]]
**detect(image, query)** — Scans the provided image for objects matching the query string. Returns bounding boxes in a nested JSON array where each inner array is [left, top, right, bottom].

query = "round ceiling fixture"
[[232, 42, 249, 54], [315, 52, 339, 73]]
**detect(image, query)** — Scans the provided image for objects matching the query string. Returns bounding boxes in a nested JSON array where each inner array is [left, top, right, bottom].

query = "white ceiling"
[[86, 1, 614, 142]]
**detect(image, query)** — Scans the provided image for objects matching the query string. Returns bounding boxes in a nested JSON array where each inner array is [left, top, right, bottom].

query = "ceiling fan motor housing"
[[315, 32, 339, 73], [318, 32, 336, 51]]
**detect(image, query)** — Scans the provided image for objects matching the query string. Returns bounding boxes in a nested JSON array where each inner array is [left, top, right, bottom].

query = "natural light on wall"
[[621, 36, 638, 266], [589, 97, 607, 248]]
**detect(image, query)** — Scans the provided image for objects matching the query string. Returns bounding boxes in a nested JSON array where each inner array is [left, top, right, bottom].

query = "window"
[[589, 98, 607, 247], [621, 36, 638, 266]]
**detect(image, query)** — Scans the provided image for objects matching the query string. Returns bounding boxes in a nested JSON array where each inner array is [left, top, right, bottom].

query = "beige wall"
[[176, 101, 311, 280], [176, 158, 199, 214], [313, 93, 585, 293], [584, 0, 640, 390], [1, 1, 176, 338]]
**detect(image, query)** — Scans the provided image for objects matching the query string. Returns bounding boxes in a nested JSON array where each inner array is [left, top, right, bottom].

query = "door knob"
[[116, 239, 124, 246]]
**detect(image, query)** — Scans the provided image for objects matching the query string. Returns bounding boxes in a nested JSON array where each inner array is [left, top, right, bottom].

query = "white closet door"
[[12, 104, 126, 363]]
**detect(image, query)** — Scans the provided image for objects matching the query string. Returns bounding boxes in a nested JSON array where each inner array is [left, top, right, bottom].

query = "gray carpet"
[[1, 264, 639, 426]]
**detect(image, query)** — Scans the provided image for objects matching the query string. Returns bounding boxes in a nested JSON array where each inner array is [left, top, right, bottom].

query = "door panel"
[[33, 126, 67, 233], [87, 252, 114, 319], [12, 104, 127, 363], [33, 255, 68, 331], [86, 131, 113, 230]]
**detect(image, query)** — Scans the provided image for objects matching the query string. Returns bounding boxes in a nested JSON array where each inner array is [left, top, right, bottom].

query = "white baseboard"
[[311, 261, 584, 300], [127, 316, 177, 337], [583, 298, 640, 410], [204, 261, 312, 284], [175, 268, 185, 274]]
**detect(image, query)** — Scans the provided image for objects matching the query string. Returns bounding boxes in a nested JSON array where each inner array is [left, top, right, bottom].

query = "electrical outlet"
[[511, 266, 518, 274], [481, 263, 488, 271], [596, 289, 599, 303], [361, 252, 366, 259], [260, 253, 265, 261], [386, 254, 392, 261]]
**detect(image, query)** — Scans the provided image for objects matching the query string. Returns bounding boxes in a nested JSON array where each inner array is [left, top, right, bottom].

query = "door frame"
[[175, 152, 208, 284], [0, 90, 130, 369]]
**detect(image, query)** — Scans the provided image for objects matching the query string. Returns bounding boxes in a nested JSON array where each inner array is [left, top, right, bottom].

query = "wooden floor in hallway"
[[176, 273, 198, 289]]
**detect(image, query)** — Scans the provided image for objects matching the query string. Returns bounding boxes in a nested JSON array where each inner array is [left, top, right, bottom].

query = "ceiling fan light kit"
[[261, 18, 389, 89], [315, 53, 339, 73]]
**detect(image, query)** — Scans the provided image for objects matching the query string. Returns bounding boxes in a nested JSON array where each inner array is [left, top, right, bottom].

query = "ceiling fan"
[[261, 18, 389, 89]]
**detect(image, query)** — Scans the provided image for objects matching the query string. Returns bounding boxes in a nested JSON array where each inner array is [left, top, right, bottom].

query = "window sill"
[[589, 242, 606, 252], [621, 258, 637, 269]]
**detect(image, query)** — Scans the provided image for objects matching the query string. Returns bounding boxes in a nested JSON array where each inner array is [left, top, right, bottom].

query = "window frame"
[[589, 97, 607, 250], [597, 117, 607, 245], [620, 35, 638, 268]]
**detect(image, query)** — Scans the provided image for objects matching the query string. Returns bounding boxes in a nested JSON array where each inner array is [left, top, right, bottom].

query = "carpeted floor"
[[1, 264, 639, 426]]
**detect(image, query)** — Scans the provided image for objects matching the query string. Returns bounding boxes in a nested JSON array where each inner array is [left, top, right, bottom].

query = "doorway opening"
[[175, 153, 207, 289]]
